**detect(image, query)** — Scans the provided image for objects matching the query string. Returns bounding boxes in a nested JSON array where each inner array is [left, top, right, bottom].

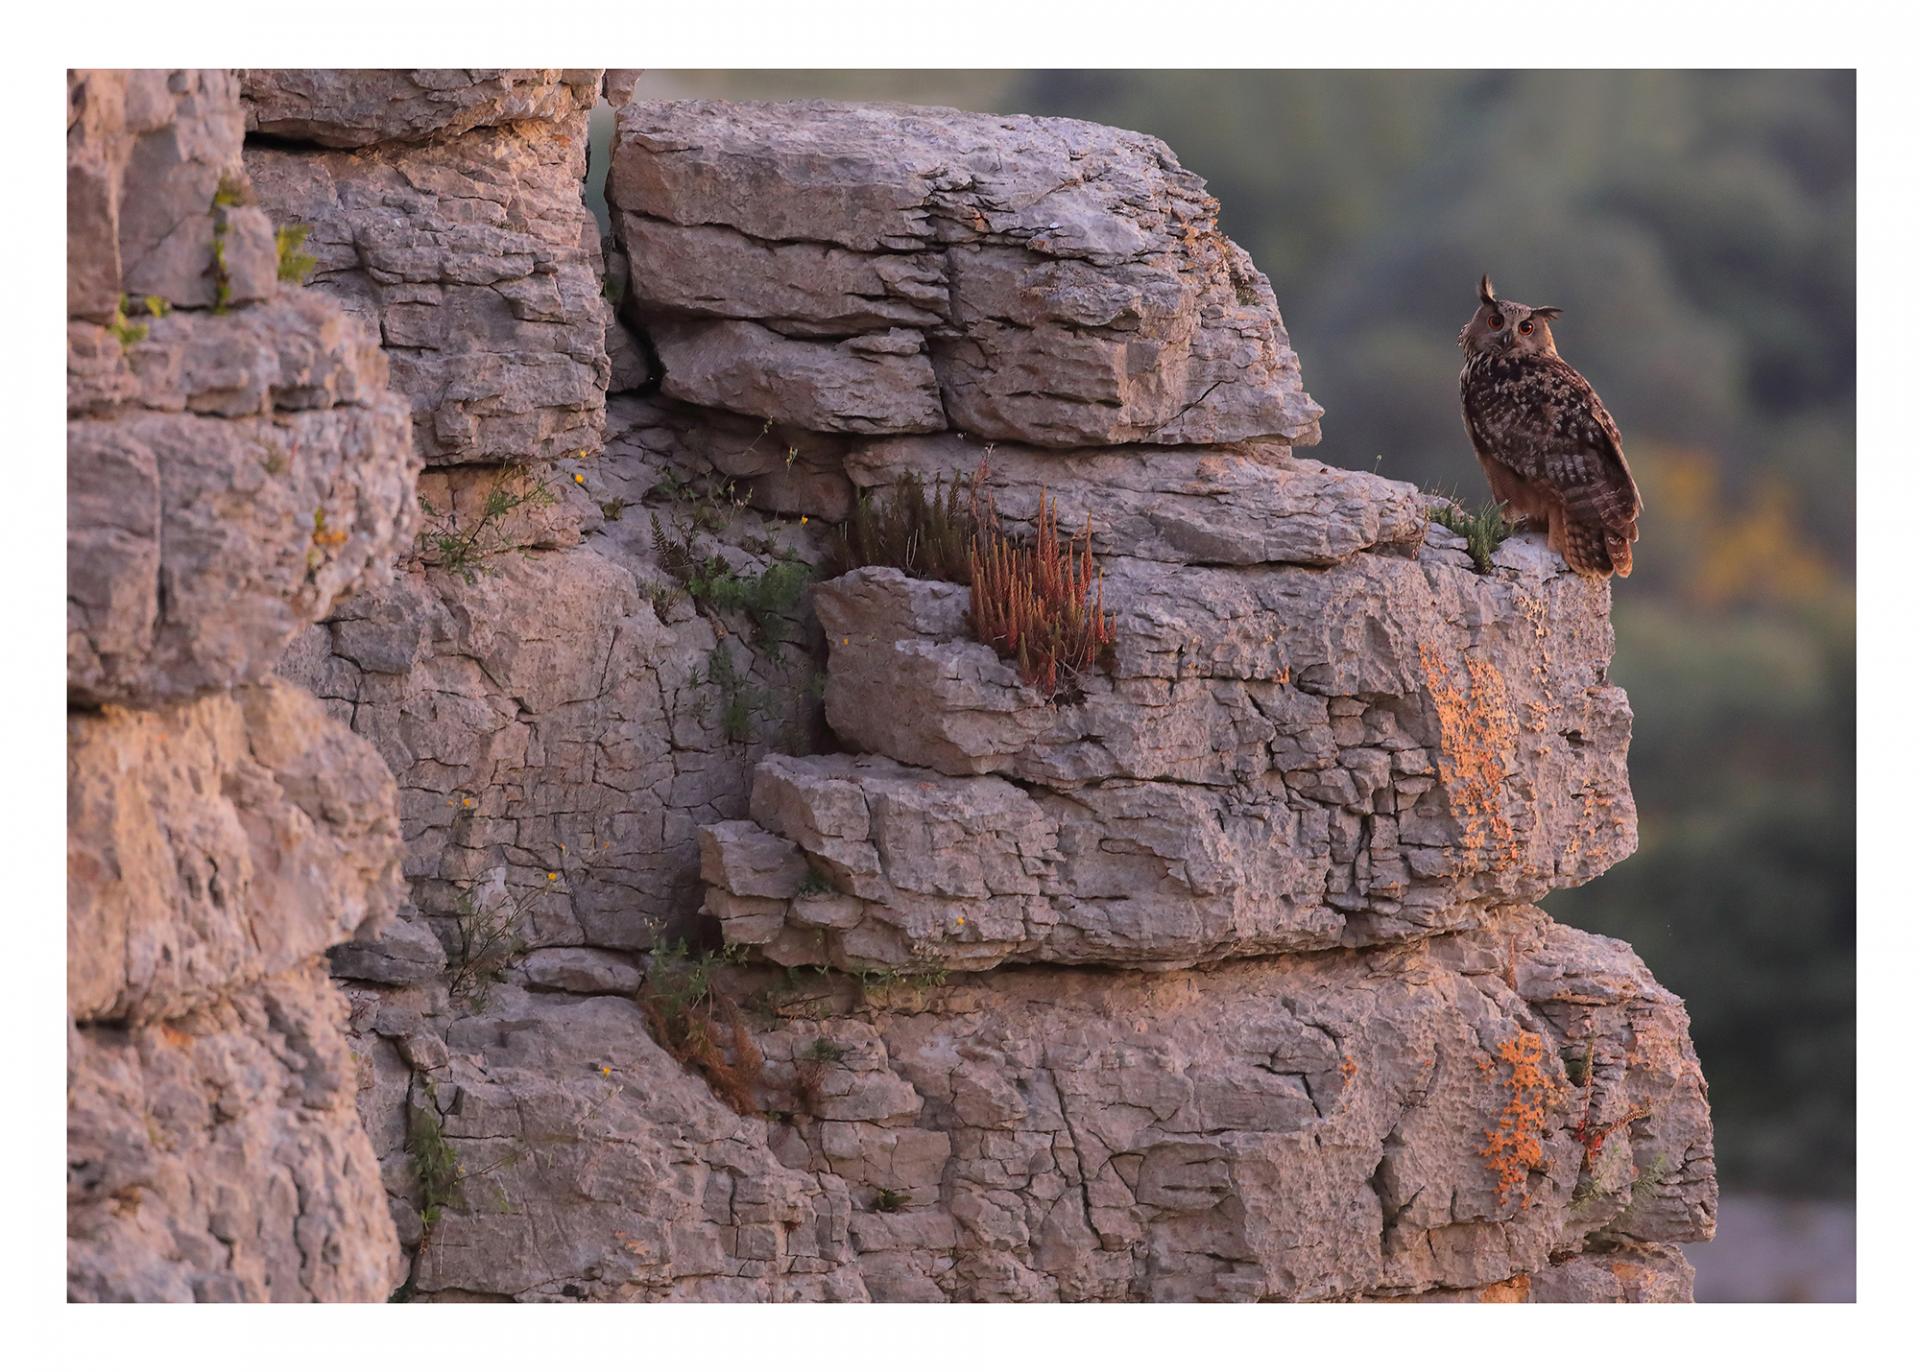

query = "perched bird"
[[1458, 275, 1641, 577]]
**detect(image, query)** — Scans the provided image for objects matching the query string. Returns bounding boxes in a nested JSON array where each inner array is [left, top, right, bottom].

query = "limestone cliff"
[[66, 69, 414, 1299], [67, 70, 1716, 1302]]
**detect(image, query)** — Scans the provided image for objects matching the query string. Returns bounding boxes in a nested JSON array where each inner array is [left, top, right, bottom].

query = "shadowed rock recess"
[[68, 70, 1715, 1302]]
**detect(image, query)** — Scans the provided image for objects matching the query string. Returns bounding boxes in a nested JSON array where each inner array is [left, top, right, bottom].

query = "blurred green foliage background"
[[634, 70, 1857, 1199]]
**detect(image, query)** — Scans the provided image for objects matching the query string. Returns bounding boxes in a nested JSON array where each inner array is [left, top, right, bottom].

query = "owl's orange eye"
[[1487, 313, 1503, 329], [1519, 319, 1535, 334]]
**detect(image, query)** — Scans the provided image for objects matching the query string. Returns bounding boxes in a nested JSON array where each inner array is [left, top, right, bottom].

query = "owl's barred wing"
[[1464, 356, 1641, 575]]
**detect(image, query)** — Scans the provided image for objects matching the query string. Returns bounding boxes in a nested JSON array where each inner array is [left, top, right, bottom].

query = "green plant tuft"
[[1427, 493, 1516, 574], [109, 296, 148, 350], [825, 469, 986, 584], [212, 172, 249, 209], [275, 223, 317, 283], [417, 466, 558, 584], [445, 885, 532, 1010], [651, 509, 813, 647], [405, 1084, 463, 1235]]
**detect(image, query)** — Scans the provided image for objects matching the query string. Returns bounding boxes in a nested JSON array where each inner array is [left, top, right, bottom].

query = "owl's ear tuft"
[[1478, 274, 1498, 307], [1530, 306, 1563, 321]]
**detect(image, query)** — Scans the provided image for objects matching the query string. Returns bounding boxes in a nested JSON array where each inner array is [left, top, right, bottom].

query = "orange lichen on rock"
[[1479, 1030, 1559, 1207], [1478, 1273, 1532, 1302], [1418, 642, 1521, 870]]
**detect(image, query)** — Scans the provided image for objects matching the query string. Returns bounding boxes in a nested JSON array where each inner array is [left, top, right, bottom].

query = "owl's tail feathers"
[[1609, 531, 1634, 578], [1564, 517, 1635, 578], [1608, 517, 1636, 577]]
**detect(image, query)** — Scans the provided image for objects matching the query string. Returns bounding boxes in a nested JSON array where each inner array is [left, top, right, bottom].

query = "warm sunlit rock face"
[[66, 68, 412, 1300], [67, 70, 1712, 1302]]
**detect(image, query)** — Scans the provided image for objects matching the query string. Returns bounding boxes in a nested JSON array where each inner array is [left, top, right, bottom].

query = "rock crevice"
[[67, 70, 1714, 1303]]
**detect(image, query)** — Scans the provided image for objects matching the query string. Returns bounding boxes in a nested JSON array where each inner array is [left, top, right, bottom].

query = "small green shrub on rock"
[[825, 469, 984, 584]]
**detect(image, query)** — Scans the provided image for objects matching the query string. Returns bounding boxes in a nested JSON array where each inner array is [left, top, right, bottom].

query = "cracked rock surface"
[[242, 69, 600, 148], [704, 524, 1636, 971], [67, 68, 409, 1301], [608, 99, 1322, 448], [69, 73, 1713, 1303], [338, 907, 1708, 1301], [245, 75, 610, 466]]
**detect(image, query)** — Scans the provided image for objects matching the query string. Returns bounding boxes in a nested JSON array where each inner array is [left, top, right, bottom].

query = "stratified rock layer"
[[68, 292, 415, 706], [608, 99, 1323, 448], [704, 518, 1636, 971], [246, 73, 609, 466], [67, 69, 274, 320], [67, 68, 409, 1302], [242, 68, 599, 147], [340, 906, 1708, 1301], [68, 963, 400, 1301], [67, 75, 1711, 1303], [68, 683, 405, 1024]]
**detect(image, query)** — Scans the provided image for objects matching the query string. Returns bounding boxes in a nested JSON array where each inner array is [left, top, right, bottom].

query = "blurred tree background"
[[631, 71, 1857, 1200]]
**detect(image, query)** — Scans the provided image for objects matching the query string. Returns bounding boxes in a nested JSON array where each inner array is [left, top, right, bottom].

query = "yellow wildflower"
[[800, 515, 809, 525], [573, 472, 585, 485], [546, 871, 559, 881]]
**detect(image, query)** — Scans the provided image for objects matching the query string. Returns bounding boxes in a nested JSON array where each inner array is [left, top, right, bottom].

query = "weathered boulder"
[[68, 683, 406, 1024], [738, 906, 1712, 1302], [246, 96, 610, 465], [67, 69, 276, 320], [68, 963, 401, 1301], [608, 100, 1322, 448], [68, 294, 415, 706], [328, 907, 448, 987], [1523, 1244, 1698, 1303], [706, 521, 1635, 970], [346, 982, 866, 1301], [522, 947, 644, 996], [845, 434, 1427, 568], [242, 69, 599, 147]]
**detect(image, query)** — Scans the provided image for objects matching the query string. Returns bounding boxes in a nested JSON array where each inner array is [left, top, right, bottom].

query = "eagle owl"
[[1459, 275, 1642, 577]]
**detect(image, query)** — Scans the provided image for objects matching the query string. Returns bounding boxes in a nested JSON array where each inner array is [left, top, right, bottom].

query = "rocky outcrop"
[[244, 71, 610, 466], [66, 69, 411, 1300], [330, 903, 1708, 1302], [69, 73, 1713, 1303], [68, 963, 397, 1302], [68, 293, 414, 705], [242, 69, 598, 148], [68, 683, 406, 1024], [285, 395, 830, 956], [703, 523, 1635, 971], [607, 100, 1322, 448]]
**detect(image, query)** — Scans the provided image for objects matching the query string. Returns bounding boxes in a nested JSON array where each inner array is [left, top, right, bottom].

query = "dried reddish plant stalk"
[[968, 488, 1116, 701]]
